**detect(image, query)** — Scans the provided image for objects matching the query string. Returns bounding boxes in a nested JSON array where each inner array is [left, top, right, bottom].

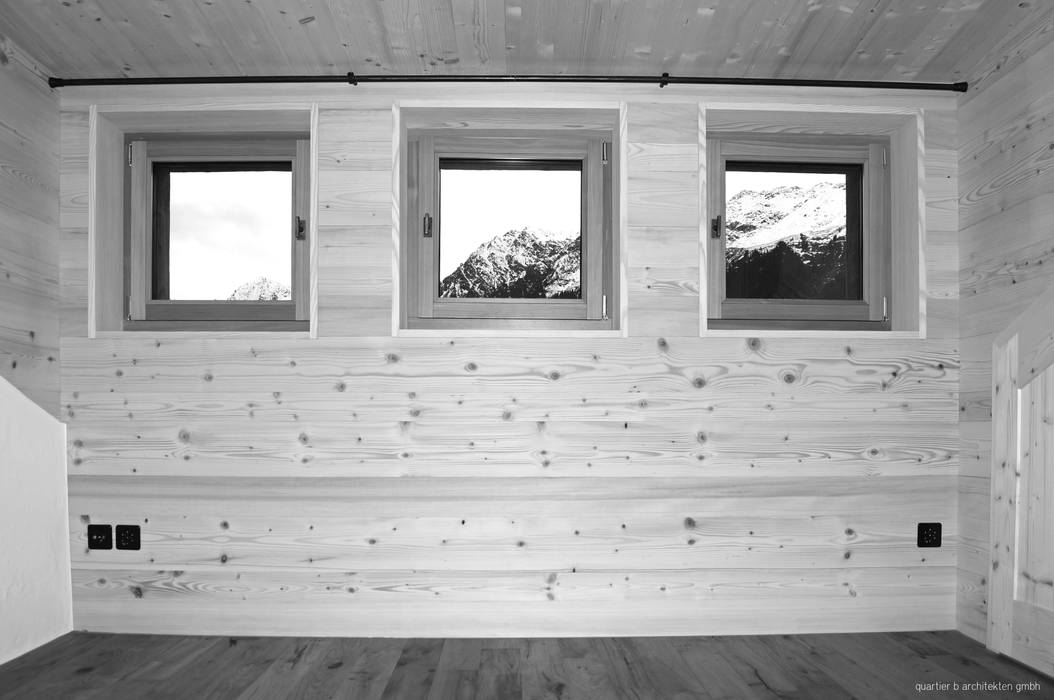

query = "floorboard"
[[0, 631, 1048, 699]]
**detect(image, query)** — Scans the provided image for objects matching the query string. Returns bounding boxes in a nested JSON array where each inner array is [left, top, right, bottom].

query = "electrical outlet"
[[917, 522, 942, 548], [115, 524, 141, 551], [88, 524, 112, 550]]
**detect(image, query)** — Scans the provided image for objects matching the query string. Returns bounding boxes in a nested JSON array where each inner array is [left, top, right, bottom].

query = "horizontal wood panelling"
[[68, 566, 955, 637], [315, 108, 392, 336], [956, 34, 1054, 643], [67, 474, 955, 571], [103, 108, 310, 134], [65, 421, 957, 479], [924, 141, 960, 342], [60, 336, 956, 414], [625, 103, 698, 337], [625, 169, 698, 229], [61, 335, 958, 633], [316, 226, 392, 337], [57, 85, 959, 636], [402, 108, 616, 133], [59, 110, 90, 340], [0, 44, 60, 414]]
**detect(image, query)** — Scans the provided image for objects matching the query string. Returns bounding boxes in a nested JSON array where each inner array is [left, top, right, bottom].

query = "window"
[[126, 136, 309, 328], [706, 135, 890, 330], [402, 113, 618, 331]]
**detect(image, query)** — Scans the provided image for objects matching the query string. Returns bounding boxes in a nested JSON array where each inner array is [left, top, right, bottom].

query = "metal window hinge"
[[127, 143, 133, 167], [126, 295, 132, 321], [710, 215, 723, 239], [423, 213, 433, 238], [602, 294, 608, 320], [882, 148, 888, 167], [601, 142, 610, 166], [294, 216, 306, 241], [883, 295, 889, 323]]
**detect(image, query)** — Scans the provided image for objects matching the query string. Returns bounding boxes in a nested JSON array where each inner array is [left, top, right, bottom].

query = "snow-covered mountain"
[[228, 277, 291, 301], [726, 181, 846, 250], [439, 228, 581, 299], [725, 181, 852, 299]]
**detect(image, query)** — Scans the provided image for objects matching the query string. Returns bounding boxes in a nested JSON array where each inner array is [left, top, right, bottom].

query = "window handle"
[[710, 215, 723, 239], [423, 213, 433, 238], [294, 216, 306, 241]]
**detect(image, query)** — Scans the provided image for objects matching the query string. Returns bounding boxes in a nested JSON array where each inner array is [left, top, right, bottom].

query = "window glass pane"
[[167, 169, 292, 301], [725, 165, 861, 300], [438, 162, 582, 299]]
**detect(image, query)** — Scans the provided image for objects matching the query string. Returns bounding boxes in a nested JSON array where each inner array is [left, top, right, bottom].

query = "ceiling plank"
[[917, 0, 1053, 82], [0, 0, 1048, 88]]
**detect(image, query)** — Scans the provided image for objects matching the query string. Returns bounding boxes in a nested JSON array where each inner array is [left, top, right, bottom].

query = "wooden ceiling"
[[1, 0, 1052, 90]]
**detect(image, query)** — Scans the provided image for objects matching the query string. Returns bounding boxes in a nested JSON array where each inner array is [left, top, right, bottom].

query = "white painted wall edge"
[[0, 376, 72, 666]]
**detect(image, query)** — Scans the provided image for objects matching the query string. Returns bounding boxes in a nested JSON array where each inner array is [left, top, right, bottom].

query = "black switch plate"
[[88, 524, 112, 550], [116, 524, 141, 551], [917, 522, 942, 548]]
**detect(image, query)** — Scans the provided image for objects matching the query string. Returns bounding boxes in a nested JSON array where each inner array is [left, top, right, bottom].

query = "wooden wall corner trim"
[[987, 333, 1018, 655]]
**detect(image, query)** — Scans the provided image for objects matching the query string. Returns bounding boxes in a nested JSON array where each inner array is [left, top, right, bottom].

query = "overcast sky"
[[168, 170, 291, 300], [438, 168, 581, 279]]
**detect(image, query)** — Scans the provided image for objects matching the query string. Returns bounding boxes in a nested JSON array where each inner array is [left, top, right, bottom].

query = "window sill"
[[700, 329, 921, 339], [122, 320, 310, 333], [395, 328, 627, 339]]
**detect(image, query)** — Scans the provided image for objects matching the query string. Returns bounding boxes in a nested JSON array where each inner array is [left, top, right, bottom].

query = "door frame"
[[988, 282, 1054, 676]]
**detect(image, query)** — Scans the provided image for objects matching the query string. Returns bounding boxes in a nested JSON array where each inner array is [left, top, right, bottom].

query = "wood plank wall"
[[957, 35, 1054, 643], [0, 40, 60, 414], [59, 84, 959, 637]]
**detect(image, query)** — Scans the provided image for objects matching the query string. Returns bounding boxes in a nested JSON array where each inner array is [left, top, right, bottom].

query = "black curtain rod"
[[47, 71, 969, 92]]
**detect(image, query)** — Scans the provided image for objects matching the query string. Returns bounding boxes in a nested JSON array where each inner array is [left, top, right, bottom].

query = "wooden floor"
[[0, 631, 1048, 699]]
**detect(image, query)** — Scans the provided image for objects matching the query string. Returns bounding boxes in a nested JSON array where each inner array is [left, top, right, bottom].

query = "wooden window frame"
[[706, 134, 891, 331], [126, 136, 310, 329], [403, 129, 618, 331]]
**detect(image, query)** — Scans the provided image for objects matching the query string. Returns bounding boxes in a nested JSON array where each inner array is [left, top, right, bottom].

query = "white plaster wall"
[[0, 376, 72, 665]]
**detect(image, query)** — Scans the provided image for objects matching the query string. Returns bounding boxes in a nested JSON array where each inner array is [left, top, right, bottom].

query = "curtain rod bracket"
[[346, 72, 358, 86], [659, 72, 670, 88]]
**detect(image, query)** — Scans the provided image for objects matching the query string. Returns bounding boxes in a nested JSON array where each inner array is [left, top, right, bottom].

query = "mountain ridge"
[[439, 228, 581, 299], [725, 180, 854, 300]]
